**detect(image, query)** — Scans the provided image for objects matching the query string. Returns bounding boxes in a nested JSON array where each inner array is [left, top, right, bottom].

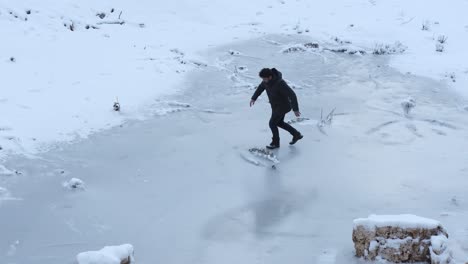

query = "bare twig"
[[317, 108, 336, 135], [421, 20, 430, 31], [400, 16, 415, 25], [325, 108, 336, 124], [436, 43, 444, 52], [437, 35, 448, 44], [97, 21, 125, 25]]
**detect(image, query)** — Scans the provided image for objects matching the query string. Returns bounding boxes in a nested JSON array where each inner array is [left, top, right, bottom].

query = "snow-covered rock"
[[353, 214, 449, 263], [63, 178, 85, 190], [430, 235, 453, 264], [76, 244, 134, 264]]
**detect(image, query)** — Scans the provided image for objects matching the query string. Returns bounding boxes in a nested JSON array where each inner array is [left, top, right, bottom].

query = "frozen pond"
[[1, 35, 468, 263]]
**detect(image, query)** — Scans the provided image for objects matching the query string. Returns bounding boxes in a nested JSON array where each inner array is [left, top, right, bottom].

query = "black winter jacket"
[[251, 68, 299, 113]]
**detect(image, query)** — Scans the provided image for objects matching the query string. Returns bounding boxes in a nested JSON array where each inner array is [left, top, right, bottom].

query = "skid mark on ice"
[[432, 129, 447, 136], [367, 105, 404, 118], [200, 109, 232, 114], [38, 242, 89, 249], [0, 126, 13, 132], [166, 101, 191, 108], [367, 117, 458, 142], [255, 230, 318, 239], [380, 138, 416, 146], [421, 119, 458, 130], [405, 123, 423, 138], [317, 249, 338, 264], [366, 120, 400, 134]]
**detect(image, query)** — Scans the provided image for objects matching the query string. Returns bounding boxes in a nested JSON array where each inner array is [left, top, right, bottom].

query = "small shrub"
[[422, 20, 430, 31], [436, 43, 444, 52], [373, 41, 407, 55], [437, 35, 448, 44]]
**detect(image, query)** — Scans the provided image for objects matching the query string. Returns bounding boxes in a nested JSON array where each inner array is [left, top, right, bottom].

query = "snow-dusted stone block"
[[76, 244, 134, 264], [353, 214, 448, 263]]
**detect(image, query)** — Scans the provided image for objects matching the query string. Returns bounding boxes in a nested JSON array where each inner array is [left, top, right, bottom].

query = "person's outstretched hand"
[[250, 100, 255, 107], [294, 111, 301, 117]]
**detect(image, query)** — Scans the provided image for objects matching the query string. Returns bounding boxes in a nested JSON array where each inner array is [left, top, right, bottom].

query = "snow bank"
[[353, 214, 441, 231], [76, 244, 134, 264]]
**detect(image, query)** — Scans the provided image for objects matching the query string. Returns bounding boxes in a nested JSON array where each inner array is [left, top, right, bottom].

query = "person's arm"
[[280, 80, 299, 112], [250, 83, 265, 106]]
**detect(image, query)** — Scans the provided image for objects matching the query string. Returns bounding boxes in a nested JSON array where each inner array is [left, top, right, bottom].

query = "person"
[[250, 68, 303, 149]]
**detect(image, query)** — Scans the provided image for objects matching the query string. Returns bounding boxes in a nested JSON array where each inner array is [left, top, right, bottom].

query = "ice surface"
[[1, 35, 467, 264]]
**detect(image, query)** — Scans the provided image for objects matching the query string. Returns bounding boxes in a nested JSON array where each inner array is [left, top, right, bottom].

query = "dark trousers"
[[269, 110, 299, 144]]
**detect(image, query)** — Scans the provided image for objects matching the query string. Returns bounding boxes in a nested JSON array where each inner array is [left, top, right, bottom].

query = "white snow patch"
[[76, 244, 134, 264], [369, 240, 379, 251], [354, 214, 441, 230], [63, 178, 85, 190], [383, 237, 414, 249], [430, 235, 453, 264]]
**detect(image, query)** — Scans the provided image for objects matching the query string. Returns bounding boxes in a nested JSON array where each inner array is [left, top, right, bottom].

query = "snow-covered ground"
[[1, 35, 468, 263], [2, 0, 468, 263], [1, 0, 468, 159]]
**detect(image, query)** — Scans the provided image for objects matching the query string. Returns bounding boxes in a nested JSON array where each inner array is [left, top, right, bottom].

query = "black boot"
[[266, 138, 280, 149], [289, 133, 303, 145]]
